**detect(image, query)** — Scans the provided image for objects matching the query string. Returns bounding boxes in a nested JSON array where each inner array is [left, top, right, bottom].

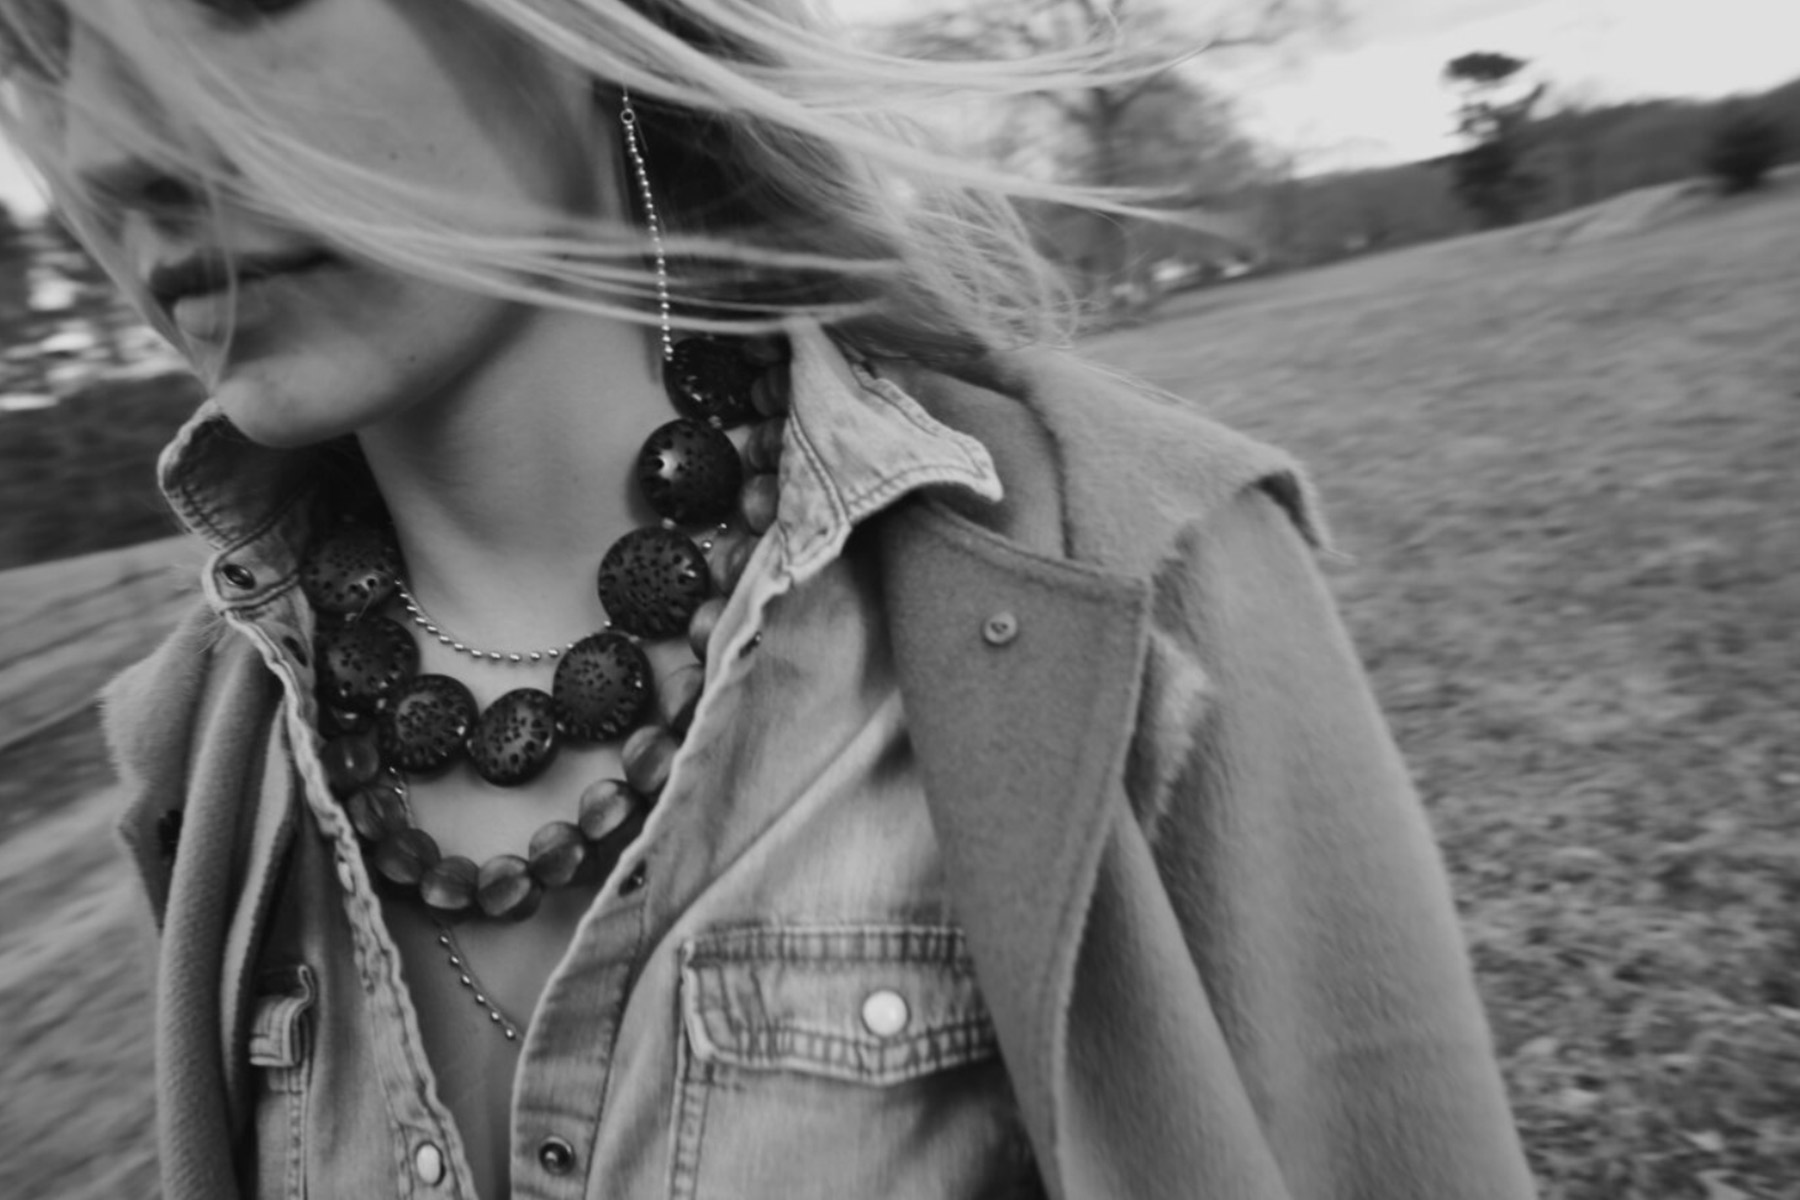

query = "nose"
[[60, 20, 205, 227]]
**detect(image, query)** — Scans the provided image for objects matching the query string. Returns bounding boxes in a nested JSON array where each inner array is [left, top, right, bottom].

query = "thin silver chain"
[[433, 921, 522, 1043], [620, 88, 675, 364], [390, 774, 523, 1043], [394, 578, 585, 665]]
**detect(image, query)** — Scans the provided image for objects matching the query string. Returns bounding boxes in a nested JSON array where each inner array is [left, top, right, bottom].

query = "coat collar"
[[870, 350, 1319, 1181]]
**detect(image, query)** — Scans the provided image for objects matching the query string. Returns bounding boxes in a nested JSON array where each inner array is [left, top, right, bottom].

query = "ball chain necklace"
[[300, 92, 793, 954]]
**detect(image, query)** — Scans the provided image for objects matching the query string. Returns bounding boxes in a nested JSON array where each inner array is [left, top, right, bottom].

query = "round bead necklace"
[[302, 332, 792, 923]]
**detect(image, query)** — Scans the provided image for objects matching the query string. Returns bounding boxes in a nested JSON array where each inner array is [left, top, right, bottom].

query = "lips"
[[147, 247, 339, 311]]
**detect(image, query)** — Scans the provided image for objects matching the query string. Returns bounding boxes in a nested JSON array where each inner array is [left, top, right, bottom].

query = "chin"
[[212, 367, 374, 451]]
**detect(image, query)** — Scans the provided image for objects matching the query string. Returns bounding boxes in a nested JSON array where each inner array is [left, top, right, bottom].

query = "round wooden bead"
[[749, 362, 792, 417], [344, 779, 409, 843], [740, 473, 780, 536], [663, 336, 759, 429], [465, 688, 560, 787], [527, 821, 587, 888], [706, 531, 755, 596], [379, 675, 477, 774], [744, 418, 785, 473], [622, 725, 680, 797], [587, 803, 651, 883], [321, 732, 381, 795], [552, 633, 652, 743], [420, 855, 479, 914], [577, 778, 640, 842], [659, 663, 705, 734], [374, 827, 441, 887], [477, 855, 542, 921], [636, 418, 744, 526], [596, 527, 710, 640], [687, 596, 727, 662], [317, 616, 418, 713], [300, 525, 399, 617]]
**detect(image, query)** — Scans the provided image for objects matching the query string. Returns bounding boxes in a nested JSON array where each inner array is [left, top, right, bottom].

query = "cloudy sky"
[[838, 0, 1798, 170], [2, 0, 1792, 212]]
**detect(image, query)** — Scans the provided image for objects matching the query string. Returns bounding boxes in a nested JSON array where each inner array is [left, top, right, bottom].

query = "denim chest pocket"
[[245, 964, 316, 1200], [671, 926, 1043, 1200]]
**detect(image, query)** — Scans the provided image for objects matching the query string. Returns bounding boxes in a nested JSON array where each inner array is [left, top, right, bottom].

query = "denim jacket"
[[106, 329, 1539, 1200]]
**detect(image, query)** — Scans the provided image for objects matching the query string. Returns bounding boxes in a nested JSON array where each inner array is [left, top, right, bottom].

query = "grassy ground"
[[1088, 179, 1800, 1198], [3, 180, 1797, 1199]]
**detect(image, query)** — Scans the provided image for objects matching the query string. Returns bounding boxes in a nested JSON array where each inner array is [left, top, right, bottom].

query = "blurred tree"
[[1444, 51, 1546, 227], [884, 0, 1336, 313], [1704, 104, 1786, 194]]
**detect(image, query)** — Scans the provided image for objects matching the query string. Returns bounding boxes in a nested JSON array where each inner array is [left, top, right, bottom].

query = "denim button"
[[414, 1142, 445, 1185], [538, 1136, 576, 1175], [861, 989, 910, 1038], [981, 611, 1019, 646], [220, 562, 256, 590]]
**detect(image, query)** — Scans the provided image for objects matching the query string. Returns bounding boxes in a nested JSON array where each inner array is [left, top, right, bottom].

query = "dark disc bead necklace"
[[301, 333, 793, 922]]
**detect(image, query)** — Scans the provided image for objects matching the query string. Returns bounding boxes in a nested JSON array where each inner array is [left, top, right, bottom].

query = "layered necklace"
[[300, 331, 792, 925]]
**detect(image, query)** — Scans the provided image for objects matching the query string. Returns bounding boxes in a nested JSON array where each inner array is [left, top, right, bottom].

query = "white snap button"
[[861, 989, 910, 1038], [414, 1142, 445, 1186]]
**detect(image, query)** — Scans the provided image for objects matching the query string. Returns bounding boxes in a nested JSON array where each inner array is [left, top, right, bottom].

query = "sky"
[[2, 0, 1794, 213], [835, 0, 1800, 172]]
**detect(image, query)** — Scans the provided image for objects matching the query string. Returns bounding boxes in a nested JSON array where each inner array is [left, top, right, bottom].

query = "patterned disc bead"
[[380, 675, 478, 774], [552, 633, 653, 743], [663, 336, 760, 429], [466, 688, 560, 787], [636, 418, 744, 526], [596, 527, 711, 640], [317, 616, 418, 713], [301, 525, 400, 617]]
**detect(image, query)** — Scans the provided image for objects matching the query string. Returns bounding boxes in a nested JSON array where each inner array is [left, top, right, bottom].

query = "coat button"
[[981, 611, 1020, 646], [414, 1142, 445, 1185], [861, 989, 910, 1038], [538, 1136, 577, 1175], [220, 562, 257, 590]]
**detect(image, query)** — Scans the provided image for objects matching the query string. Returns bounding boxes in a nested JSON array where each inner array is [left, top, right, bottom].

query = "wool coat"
[[105, 345, 1539, 1200]]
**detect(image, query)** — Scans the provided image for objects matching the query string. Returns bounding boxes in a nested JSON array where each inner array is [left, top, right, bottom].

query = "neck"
[[358, 307, 669, 650]]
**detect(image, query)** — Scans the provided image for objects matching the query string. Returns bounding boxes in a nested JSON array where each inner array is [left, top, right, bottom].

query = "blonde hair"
[[2, 0, 1182, 366]]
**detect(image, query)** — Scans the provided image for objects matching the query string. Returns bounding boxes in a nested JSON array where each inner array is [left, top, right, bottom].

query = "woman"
[[4, 2, 1538, 1198]]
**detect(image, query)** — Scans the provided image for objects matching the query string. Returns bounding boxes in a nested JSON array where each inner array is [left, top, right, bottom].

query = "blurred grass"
[[3, 177, 1798, 1199], [1089, 178, 1800, 1199]]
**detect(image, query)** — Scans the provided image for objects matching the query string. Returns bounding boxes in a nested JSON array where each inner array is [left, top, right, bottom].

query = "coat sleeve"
[[1143, 484, 1538, 1200]]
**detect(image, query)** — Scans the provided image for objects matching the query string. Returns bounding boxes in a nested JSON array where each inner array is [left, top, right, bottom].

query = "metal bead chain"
[[433, 923, 521, 1042], [620, 89, 675, 364], [394, 579, 582, 666]]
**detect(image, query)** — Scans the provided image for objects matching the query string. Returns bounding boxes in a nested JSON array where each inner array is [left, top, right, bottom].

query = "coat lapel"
[[875, 497, 1150, 1180]]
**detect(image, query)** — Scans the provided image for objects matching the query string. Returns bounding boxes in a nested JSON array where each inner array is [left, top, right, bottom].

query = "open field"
[[3, 178, 1798, 1199]]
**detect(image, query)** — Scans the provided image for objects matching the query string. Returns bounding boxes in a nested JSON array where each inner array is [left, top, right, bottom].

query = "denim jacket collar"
[[151, 323, 1003, 610]]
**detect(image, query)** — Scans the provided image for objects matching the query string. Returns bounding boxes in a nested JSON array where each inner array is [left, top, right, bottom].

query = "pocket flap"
[[679, 925, 998, 1086], [247, 964, 316, 1070]]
